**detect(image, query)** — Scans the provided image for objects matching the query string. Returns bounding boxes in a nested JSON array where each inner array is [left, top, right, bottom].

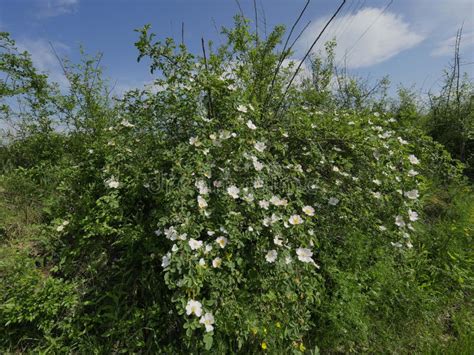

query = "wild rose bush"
[[1, 18, 469, 353]]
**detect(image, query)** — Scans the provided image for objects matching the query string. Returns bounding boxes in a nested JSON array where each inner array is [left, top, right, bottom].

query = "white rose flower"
[[120, 119, 135, 128], [254, 141, 266, 152], [212, 257, 222, 268], [186, 299, 202, 317], [227, 185, 240, 199], [405, 189, 419, 200], [270, 196, 288, 207], [216, 236, 228, 248], [219, 130, 232, 140], [188, 238, 203, 250], [395, 215, 406, 228], [273, 235, 283, 246], [246, 120, 257, 130], [408, 209, 419, 222], [408, 169, 419, 177], [254, 178, 264, 188], [197, 195, 208, 209], [408, 154, 420, 164], [161, 253, 171, 268], [199, 312, 215, 332], [195, 180, 209, 195], [259, 200, 270, 210], [237, 104, 248, 113], [289, 214, 303, 225], [302, 206, 315, 216], [105, 176, 120, 189], [271, 214, 280, 224], [398, 137, 408, 145], [253, 159, 264, 171], [265, 250, 278, 263], [189, 136, 201, 146], [296, 247, 314, 263], [164, 227, 178, 240], [262, 217, 271, 227], [243, 193, 254, 203], [198, 258, 206, 266]]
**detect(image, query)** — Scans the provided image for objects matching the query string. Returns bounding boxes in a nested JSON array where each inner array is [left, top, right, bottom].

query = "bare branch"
[[274, 0, 347, 120], [254, 0, 259, 45], [234, 0, 244, 17], [261, 0, 311, 118], [201, 37, 214, 120]]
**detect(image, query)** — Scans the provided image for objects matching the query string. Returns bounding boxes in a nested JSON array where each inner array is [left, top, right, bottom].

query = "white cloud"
[[407, 0, 473, 32], [16, 38, 69, 88], [298, 7, 424, 69], [37, 0, 79, 18], [431, 31, 474, 57]]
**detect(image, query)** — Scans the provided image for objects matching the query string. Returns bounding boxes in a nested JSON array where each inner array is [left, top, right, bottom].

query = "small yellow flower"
[[261, 342, 267, 350], [276, 322, 281, 328]]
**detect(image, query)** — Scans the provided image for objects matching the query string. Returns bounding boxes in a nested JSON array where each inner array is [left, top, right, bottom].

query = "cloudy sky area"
[[1, 0, 473, 96]]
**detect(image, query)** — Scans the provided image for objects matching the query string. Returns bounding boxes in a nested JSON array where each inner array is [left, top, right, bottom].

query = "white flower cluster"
[[185, 300, 215, 332], [158, 221, 232, 334], [391, 154, 421, 249], [265, 246, 319, 267], [105, 176, 120, 189], [153, 107, 430, 340]]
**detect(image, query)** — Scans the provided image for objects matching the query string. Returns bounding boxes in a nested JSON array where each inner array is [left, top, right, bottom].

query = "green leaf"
[[203, 333, 213, 350]]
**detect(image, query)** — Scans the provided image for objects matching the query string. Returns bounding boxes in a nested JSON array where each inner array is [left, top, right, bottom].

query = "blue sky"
[[1, 0, 473, 97]]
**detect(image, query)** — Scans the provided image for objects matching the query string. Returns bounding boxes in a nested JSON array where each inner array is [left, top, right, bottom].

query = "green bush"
[[0, 16, 472, 354], [0, 247, 78, 351]]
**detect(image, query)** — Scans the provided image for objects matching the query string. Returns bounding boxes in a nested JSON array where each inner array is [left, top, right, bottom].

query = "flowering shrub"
[[1, 17, 472, 354]]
